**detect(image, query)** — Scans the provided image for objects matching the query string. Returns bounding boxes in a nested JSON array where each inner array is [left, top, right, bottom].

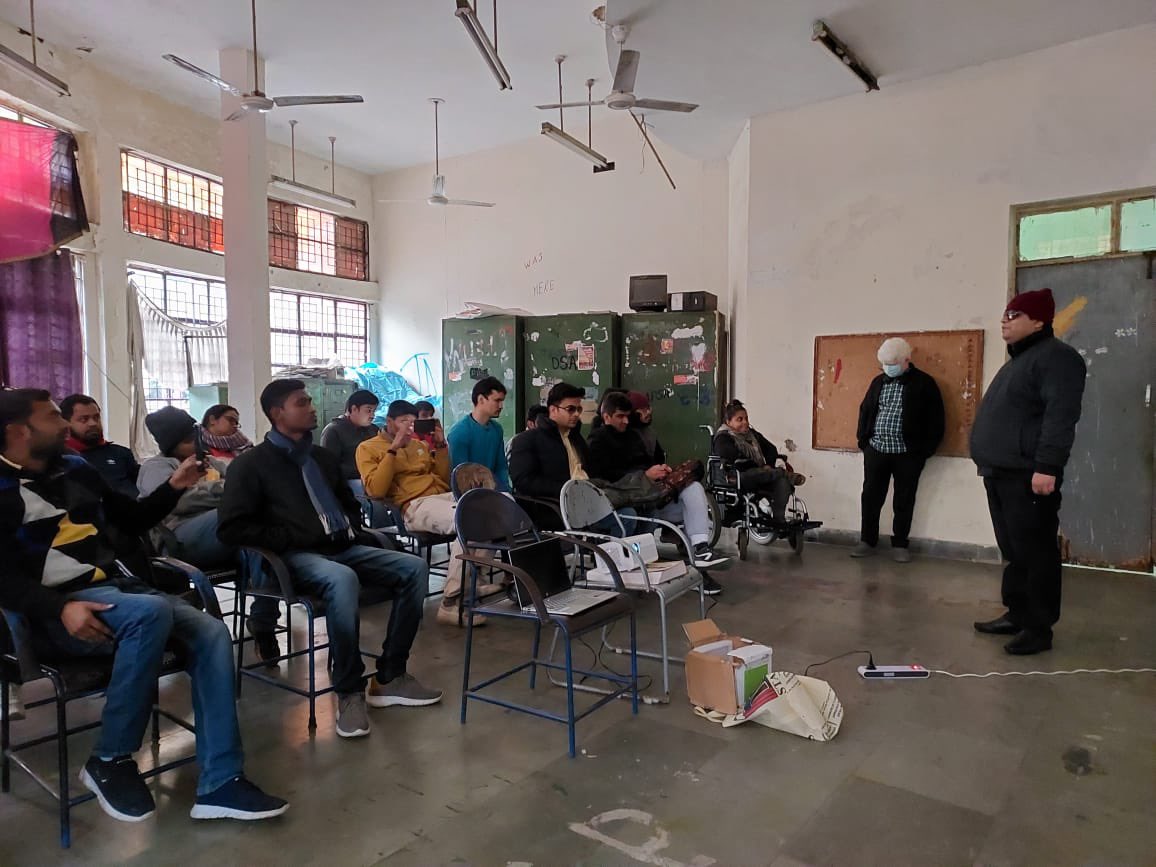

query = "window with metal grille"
[[0, 103, 52, 127], [129, 265, 228, 413], [269, 289, 370, 372], [121, 150, 225, 255], [268, 199, 369, 280]]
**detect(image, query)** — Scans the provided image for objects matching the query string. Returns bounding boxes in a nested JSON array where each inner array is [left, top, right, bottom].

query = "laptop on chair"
[[507, 538, 617, 616]]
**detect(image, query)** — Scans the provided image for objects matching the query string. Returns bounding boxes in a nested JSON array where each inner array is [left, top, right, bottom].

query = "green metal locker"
[[521, 313, 621, 415], [303, 378, 357, 428], [441, 316, 524, 441], [621, 311, 728, 465]]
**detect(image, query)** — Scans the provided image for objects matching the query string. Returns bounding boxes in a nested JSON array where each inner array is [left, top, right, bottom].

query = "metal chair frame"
[[1, 558, 219, 848], [454, 489, 638, 757], [557, 480, 706, 702]]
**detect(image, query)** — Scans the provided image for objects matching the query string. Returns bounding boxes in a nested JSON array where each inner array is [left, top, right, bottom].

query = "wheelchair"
[[700, 425, 823, 560]]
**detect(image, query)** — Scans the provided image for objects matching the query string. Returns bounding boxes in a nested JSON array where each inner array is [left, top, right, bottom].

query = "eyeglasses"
[[555, 405, 583, 415], [1001, 310, 1023, 322]]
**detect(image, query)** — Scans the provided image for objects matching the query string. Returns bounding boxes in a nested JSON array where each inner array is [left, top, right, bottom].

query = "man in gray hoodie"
[[139, 407, 234, 570]]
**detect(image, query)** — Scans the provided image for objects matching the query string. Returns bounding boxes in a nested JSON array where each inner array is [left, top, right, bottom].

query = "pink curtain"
[[0, 249, 84, 399]]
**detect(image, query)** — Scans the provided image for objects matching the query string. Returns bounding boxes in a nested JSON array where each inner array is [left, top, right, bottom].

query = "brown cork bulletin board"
[[812, 330, 984, 457]]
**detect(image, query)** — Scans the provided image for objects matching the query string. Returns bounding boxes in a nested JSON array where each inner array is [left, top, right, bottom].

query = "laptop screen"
[[507, 538, 572, 599]]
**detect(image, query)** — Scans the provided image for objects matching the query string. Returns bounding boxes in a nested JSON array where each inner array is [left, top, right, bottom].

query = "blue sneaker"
[[190, 776, 289, 821], [80, 756, 155, 822]]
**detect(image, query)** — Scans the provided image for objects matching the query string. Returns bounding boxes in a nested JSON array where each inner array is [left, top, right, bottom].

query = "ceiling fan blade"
[[613, 49, 640, 94], [633, 98, 698, 113], [447, 199, 496, 208], [223, 108, 248, 122], [163, 54, 243, 96], [272, 95, 365, 107], [534, 100, 605, 110]]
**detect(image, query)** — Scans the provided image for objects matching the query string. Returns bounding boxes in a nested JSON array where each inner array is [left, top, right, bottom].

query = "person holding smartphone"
[[357, 400, 488, 627]]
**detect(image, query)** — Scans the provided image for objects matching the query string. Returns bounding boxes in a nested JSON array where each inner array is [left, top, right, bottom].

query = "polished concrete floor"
[[1, 540, 1154, 866]]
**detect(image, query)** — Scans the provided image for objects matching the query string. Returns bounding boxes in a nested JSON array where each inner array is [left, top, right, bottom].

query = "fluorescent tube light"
[[454, 0, 511, 91], [0, 42, 70, 97], [811, 20, 878, 92], [540, 123, 614, 173], [269, 175, 356, 210]]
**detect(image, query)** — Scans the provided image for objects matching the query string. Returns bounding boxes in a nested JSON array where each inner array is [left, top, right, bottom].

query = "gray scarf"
[[717, 427, 766, 466]]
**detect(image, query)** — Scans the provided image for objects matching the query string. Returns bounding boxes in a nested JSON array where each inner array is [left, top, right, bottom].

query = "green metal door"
[[621, 311, 728, 464], [522, 313, 621, 414], [442, 316, 524, 441]]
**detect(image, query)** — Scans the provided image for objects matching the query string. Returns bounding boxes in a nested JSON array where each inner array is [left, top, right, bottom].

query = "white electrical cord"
[[932, 667, 1156, 679]]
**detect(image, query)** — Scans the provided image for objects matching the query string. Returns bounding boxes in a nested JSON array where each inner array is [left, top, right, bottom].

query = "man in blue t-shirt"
[[447, 376, 509, 490]]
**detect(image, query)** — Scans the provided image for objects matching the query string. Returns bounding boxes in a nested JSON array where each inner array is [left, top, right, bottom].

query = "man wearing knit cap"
[[970, 288, 1086, 655], [140, 406, 235, 571]]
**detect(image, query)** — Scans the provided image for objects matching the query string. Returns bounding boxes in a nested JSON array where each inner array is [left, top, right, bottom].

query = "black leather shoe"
[[973, 615, 1019, 635], [1004, 630, 1052, 655]]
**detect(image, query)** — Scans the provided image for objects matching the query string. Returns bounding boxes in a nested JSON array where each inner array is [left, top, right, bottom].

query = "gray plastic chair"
[[558, 479, 706, 700]]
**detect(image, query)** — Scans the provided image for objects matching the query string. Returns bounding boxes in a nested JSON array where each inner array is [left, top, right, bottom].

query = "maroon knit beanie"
[[1005, 288, 1055, 324], [626, 391, 650, 412]]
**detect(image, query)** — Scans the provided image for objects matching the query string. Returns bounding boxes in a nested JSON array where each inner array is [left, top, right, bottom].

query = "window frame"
[[121, 148, 226, 255], [269, 288, 371, 372], [268, 198, 370, 281], [1008, 187, 1156, 294]]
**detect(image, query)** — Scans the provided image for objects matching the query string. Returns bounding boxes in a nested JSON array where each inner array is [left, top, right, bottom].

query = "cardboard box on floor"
[[683, 619, 772, 715]]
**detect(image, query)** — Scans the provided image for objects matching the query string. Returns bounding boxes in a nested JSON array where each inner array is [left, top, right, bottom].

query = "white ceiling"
[[605, 0, 1156, 160], [1, 0, 1153, 174]]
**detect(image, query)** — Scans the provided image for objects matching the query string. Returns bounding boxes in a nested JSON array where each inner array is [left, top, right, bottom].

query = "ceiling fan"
[[535, 25, 698, 115], [162, 0, 364, 122], [380, 99, 495, 208]]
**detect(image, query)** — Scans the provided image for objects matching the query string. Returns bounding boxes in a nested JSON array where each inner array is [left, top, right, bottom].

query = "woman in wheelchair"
[[712, 400, 804, 524]]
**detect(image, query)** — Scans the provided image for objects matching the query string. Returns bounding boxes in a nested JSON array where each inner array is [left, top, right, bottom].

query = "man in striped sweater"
[[0, 389, 287, 824]]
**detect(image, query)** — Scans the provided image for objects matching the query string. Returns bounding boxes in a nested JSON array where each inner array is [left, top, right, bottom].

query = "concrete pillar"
[[219, 47, 271, 437]]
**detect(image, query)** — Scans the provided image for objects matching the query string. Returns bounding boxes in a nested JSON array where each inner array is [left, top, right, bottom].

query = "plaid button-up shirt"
[[869, 380, 907, 453]]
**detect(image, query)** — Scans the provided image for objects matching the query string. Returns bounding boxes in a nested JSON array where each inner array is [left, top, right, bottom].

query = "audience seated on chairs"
[[713, 399, 803, 524], [447, 376, 510, 491], [0, 388, 287, 823], [139, 407, 235, 571], [587, 392, 727, 574], [60, 394, 139, 497], [357, 400, 484, 628], [217, 381, 441, 739], [199, 404, 254, 461]]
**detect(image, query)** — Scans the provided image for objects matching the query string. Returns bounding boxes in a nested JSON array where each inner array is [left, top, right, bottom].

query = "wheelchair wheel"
[[737, 527, 749, 560], [749, 526, 776, 547], [788, 529, 805, 556], [705, 494, 723, 549]]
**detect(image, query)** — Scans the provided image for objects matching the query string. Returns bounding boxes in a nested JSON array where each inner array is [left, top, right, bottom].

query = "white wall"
[[373, 113, 728, 376], [0, 18, 377, 442], [739, 24, 1156, 547]]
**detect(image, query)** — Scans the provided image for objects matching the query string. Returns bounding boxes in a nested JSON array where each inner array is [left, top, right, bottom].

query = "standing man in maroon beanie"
[[969, 288, 1087, 655]]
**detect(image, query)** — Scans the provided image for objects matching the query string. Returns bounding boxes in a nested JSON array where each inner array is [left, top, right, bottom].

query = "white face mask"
[[883, 363, 904, 378]]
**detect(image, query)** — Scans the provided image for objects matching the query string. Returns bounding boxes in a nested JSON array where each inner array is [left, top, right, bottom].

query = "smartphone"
[[194, 425, 208, 465], [414, 418, 437, 436]]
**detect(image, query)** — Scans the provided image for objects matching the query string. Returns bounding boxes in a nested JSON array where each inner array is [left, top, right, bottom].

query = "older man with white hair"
[[853, 337, 945, 562]]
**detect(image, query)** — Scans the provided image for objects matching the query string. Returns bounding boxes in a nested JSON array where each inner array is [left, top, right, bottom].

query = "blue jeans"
[[170, 510, 236, 571], [279, 545, 429, 695], [33, 580, 242, 796]]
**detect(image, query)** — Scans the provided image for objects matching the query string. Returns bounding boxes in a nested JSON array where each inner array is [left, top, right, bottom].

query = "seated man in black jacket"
[[0, 388, 287, 824], [508, 382, 591, 530], [586, 392, 728, 579], [217, 379, 441, 741], [853, 338, 945, 563]]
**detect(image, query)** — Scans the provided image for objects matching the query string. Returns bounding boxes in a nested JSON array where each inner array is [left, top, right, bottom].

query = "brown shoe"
[[436, 604, 487, 627]]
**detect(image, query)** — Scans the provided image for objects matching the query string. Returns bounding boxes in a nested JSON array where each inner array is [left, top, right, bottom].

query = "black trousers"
[[739, 466, 793, 522], [983, 475, 1063, 637], [860, 446, 926, 548]]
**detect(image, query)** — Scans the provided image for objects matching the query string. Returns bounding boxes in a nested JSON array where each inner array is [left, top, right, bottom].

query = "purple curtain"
[[0, 249, 84, 399]]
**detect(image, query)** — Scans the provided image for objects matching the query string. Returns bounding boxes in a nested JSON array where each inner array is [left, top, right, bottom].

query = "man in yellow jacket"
[[357, 400, 486, 627]]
